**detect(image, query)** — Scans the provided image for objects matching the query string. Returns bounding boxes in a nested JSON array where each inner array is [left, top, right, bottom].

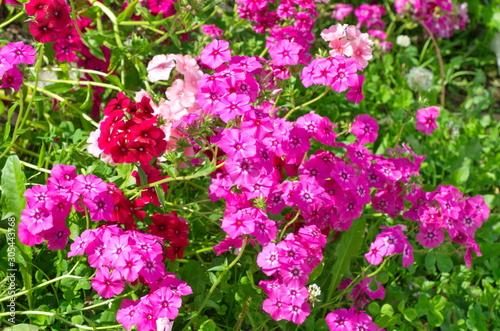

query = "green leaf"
[[449, 166, 469, 185], [2, 102, 18, 143], [1, 155, 26, 221], [381, 304, 394, 316], [431, 295, 447, 311], [4, 324, 40, 331], [404, 308, 418, 321], [155, 185, 168, 212], [427, 309, 444, 327], [199, 319, 216, 331], [436, 255, 453, 273], [116, 0, 139, 23], [425, 253, 436, 271], [368, 302, 381, 315], [194, 162, 216, 176], [326, 217, 366, 299]]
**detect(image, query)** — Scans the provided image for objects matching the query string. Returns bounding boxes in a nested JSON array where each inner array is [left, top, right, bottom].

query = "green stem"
[[0, 275, 84, 303], [20, 161, 51, 174], [394, 122, 405, 148], [417, 19, 446, 107], [60, 291, 134, 315], [182, 238, 248, 331], [365, 258, 388, 278], [38, 79, 122, 91], [0, 11, 24, 29], [279, 211, 301, 241], [23, 83, 99, 128], [284, 86, 330, 119], [137, 167, 220, 189]]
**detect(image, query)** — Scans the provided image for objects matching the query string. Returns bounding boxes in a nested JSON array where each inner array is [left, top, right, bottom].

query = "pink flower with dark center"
[[415, 106, 440, 135], [350, 114, 379, 144], [1, 67, 24, 91], [21, 206, 53, 234], [0, 41, 36, 65], [416, 224, 444, 248]]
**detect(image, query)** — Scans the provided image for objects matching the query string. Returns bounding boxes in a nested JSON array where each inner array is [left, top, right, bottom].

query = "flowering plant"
[[1, 0, 499, 330]]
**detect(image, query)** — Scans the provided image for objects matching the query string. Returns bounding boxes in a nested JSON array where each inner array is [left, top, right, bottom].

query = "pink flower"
[[331, 4, 353, 21], [415, 106, 440, 135], [147, 54, 175, 82], [0, 41, 36, 65], [200, 39, 231, 69], [221, 210, 255, 238], [91, 267, 125, 298], [1, 67, 24, 91], [345, 74, 365, 104], [269, 39, 302, 66], [350, 114, 379, 144], [200, 24, 223, 38]]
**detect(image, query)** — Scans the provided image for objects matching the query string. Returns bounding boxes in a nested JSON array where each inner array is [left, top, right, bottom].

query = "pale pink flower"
[[147, 54, 175, 82]]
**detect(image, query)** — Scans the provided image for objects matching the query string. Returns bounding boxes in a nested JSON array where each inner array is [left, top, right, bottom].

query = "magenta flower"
[[269, 39, 302, 66], [0, 55, 14, 77], [91, 267, 125, 298], [221, 210, 255, 238], [200, 39, 231, 69], [350, 114, 379, 144], [415, 106, 440, 135], [200, 24, 223, 38], [1, 67, 24, 91], [148, 286, 182, 319], [0, 41, 36, 65]]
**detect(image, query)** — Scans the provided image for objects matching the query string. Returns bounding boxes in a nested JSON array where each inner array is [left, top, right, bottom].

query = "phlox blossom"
[[269, 39, 302, 66], [415, 106, 440, 135], [147, 54, 175, 82], [200, 39, 231, 69], [350, 114, 379, 144]]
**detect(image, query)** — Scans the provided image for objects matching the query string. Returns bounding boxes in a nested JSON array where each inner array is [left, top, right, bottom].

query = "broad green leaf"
[[1, 155, 26, 221], [199, 319, 216, 331], [403, 308, 418, 321], [431, 295, 447, 311], [436, 255, 454, 273], [381, 303, 394, 316], [326, 217, 366, 298], [425, 253, 436, 271], [427, 309, 444, 327], [449, 166, 469, 185]]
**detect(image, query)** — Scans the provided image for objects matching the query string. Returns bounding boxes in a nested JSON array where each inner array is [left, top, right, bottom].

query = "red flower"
[[29, 18, 59, 43]]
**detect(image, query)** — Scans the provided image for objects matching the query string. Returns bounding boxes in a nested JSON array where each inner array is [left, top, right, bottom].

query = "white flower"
[[406, 67, 434, 92], [147, 54, 175, 82], [396, 35, 411, 47]]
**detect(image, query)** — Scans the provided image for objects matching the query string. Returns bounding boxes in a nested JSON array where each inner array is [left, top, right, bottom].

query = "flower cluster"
[[236, 0, 320, 68], [395, 0, 469, 38], [87, 93, 168, 165], [25, 0, 71, 43], [0, 41, 36, 91], [149, 211, 190, 262], [339, 277, 386, 309], [403, 185, 489, 268], [69, 224, 192, 331], [326, 307, 383, 331], [365, 225, 413, 267], [258, 225, 327, 324], [20, 164, 116, 248], [301, 24, 373, 103]]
